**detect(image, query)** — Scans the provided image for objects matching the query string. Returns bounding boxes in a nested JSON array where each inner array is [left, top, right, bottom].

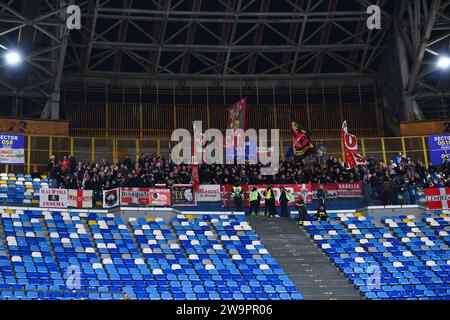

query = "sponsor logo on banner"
[[0, 134, 25, 164], [221, 184, 312, 208], [40, 188, 68, 208], [68, 189, 93, 208], [196, 185, 221, 202], [103, 188, 120, 208], [120, 188, 150, 205], [425, 188, 450, 210], [149, 189, 171, 206], [337, 183, 363, 198], [172, 184, 196, 206]]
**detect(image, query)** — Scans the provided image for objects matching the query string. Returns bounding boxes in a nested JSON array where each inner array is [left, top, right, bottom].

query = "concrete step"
[[247, 216, 363, 300]]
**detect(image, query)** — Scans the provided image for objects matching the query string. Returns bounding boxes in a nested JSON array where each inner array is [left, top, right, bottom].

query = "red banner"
[[342, 121, 367, 169], [337, 183, 363, 198], [149, 188, 172, 206], [425, 188, 450, 210], [310, 183, 338, 199], [220, 184, 312, 208]]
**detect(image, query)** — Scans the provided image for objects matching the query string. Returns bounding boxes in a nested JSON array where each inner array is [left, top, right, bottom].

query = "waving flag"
[[341, 120, 367, 169], [290, 113, 314, 159]]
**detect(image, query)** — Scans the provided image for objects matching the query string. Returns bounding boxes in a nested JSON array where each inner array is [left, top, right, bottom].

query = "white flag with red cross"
[[425, 188, 450, 210], [68, 189, 93, 208]]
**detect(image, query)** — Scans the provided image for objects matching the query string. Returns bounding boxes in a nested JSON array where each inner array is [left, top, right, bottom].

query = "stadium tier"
[[0, 209, 301, 300], [0, 174, 46, 206], [304, 212, 450, 300]]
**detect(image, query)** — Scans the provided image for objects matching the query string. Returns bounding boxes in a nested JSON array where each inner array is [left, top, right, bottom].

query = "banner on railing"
[[310, 184, 338, 199], [120, 187, 172, 206], [148, 188, 171, 206], [120, 188, 151, 205], [337, 183, 363, 198], [68, 189, 93, 208], [425, 188, 450, 210], [171, 184, 196, 206], [221, 184, 312, 208], [39, 188, 68, 208], [103, 188, 120, 208], [196, 185, 221, 202], [0, 134, 25, 164]]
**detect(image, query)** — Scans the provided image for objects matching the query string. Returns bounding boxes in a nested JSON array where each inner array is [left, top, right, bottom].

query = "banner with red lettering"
[[149, 188, 172, 206], [342, 121, 367, 169], [120, 188, 151, 205], [337, 183, 363, 198], [196, 185, 221, 202], [425, 188, 450, 210], [39, 188, 68, 208], [68, 189, 93, 208], [220, 184, 312, 208]]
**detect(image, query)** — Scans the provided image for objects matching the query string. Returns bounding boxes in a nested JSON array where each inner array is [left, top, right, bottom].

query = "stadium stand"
[[0, 173, 46, 206], [304, 212, 450, 300], [0, 209, 302, 300]]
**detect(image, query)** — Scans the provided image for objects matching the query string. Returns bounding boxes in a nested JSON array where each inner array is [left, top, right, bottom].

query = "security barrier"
[[0, 134, 433, 175]]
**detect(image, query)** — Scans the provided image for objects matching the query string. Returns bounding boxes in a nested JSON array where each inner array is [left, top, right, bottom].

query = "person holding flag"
[[290, 113, 315, 159], [341, 120, 367, 169]]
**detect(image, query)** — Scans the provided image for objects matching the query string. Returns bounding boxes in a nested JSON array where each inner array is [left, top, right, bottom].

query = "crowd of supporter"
[[45, 151, 450, 206]]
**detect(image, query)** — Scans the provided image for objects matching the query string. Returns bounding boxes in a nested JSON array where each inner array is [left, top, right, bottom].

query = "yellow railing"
[[0, 134, 432, 174]]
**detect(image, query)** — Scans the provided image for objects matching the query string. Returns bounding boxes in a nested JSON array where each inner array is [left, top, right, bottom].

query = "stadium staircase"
[[247, 216, 362, 300]]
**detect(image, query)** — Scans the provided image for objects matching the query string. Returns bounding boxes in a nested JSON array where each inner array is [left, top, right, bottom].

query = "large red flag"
[[341, 121, 367, 169]]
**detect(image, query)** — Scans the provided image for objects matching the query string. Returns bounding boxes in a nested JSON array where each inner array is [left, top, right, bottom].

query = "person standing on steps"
[[279, 187, 291, 218], [266, 186, 277, 217], [316, 184, 326, 210], [248, 187, 261, 216], [296, 197, 308, 226], [231, 183, 243, 212], [263, 186, 271, 216]]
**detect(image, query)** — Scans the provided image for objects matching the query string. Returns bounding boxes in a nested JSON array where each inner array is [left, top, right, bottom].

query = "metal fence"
[[0, 134, 431, 174]]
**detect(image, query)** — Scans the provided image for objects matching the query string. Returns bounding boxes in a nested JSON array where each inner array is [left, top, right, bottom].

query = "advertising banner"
[[39, 188, 68, 208], [428, 135, 450, 165], [68, 189, 93, 208], [0, 133, 25, 164]]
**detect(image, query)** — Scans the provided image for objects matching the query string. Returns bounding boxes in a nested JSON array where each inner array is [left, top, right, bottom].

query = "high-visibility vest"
[[265, 190, 272, 199], [249, 191, 259, 202]]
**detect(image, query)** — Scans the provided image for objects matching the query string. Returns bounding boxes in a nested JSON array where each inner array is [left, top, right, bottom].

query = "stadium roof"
[[0, 0, 449, 118]]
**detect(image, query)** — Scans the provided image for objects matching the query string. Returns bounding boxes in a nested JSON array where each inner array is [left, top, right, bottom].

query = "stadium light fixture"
[[3, 50, 23, 66], [437, 55, 450, 69]]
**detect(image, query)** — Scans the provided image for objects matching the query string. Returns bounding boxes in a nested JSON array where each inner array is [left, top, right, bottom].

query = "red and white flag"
[[425, 188, 450, 210], [341, 121, 367, 169], [68, 189, 93, 208]]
